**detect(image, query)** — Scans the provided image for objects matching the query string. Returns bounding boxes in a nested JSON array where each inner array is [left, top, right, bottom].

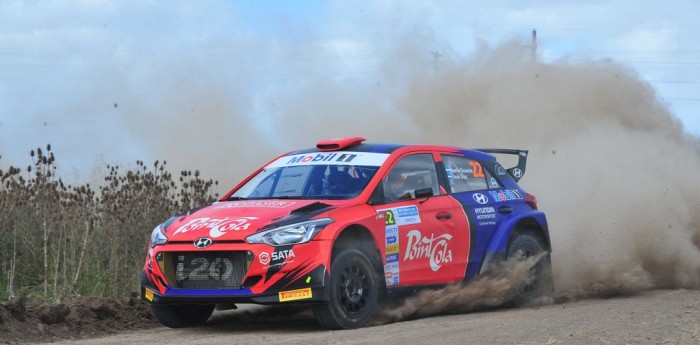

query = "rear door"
[[373, 153, 469, 287], [440, 154, 520, 279]]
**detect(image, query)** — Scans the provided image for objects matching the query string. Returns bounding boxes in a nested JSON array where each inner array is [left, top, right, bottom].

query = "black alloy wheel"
[[313, 249, 378, 329]]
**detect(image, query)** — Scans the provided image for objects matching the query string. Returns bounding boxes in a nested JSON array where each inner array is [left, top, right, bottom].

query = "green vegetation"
[[0, 145, 218, 300]]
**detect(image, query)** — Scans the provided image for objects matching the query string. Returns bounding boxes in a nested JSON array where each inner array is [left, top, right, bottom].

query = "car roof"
[[287, 143, 496, 162]]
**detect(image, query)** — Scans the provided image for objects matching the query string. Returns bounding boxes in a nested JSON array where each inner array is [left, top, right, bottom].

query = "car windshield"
[[231, 164, 380, 200]]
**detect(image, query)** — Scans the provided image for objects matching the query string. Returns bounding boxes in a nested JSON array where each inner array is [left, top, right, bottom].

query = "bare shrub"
[[0, 146, 218, 300]]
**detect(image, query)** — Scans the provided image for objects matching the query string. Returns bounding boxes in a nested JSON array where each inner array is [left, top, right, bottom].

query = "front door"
[[374, 153, 469, 287]]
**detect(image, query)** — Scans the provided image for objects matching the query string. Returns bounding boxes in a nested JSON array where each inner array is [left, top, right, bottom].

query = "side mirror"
[[414, 187, 433, 199]]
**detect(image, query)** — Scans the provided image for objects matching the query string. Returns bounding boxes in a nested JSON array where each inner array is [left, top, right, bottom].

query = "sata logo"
[[386, 253, 399, 263], [272, 249, 295, 262]]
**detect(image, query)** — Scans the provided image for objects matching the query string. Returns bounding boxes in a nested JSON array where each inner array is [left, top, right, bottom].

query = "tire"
[[313, 249, 378, 329], [506, 231, 553, 305], [150, 303, 215, 328]]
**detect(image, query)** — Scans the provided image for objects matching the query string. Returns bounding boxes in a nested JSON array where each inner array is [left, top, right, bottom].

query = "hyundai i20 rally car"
[[142, 137, 552, 329]]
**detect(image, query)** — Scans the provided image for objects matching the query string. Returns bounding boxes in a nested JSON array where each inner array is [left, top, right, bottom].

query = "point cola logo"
[[404, 230, 453, 271]]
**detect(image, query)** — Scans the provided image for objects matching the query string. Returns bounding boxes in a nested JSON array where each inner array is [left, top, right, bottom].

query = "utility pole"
[[531, 29, 537, 62], [431, 51, 442, 76]]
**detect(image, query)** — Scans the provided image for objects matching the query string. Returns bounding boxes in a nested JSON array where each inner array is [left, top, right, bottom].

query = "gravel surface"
[[46, 289, 700, 345]]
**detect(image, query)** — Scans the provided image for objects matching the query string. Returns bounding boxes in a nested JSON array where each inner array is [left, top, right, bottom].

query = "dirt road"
[[49, 289, 699, 345]]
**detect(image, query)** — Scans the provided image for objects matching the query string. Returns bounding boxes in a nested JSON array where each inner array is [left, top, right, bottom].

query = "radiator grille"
[[169, 251, 248, 289]]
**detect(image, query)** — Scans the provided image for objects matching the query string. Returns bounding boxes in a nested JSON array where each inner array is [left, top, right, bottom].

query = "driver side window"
[[382, 154, 440, 203]]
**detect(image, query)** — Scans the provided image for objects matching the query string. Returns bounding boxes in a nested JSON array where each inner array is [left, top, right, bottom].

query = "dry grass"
[[0, 145, 218, 300]]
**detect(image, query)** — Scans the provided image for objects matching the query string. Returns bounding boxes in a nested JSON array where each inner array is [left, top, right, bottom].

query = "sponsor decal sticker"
[[375, 206, 424, 286], [474, 206, 497, 226], [266, 151, 390, 168], [445, 166, 473, 180], [215, 201, 296, 209], [385, 225, 400, 255], [259, 250, 295, 267], [383, 222, 401, 286], [144, 288, 154, 302], [474, 207, 496, 220], [404, 230, 453, 271], [384, 262, 400, 286], [173, 217, 258, 238], [488, 189, 523, 202], [272, 249, 295, 261], [495, 163, 506, 176], [378, 206, 421, 226], [279, 288, 312, 302]]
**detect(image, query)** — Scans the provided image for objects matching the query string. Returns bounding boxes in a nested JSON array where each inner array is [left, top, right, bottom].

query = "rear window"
[[441, 155, 489, 192]]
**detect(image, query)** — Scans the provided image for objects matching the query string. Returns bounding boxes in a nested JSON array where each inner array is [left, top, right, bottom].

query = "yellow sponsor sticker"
[[144, 288, 154, 302], [278, 288, 312, 302], [386, 244, 399, 254]]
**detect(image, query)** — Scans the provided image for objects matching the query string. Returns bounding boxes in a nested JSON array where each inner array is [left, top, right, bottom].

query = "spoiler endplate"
[[475, 148, 529, 182]]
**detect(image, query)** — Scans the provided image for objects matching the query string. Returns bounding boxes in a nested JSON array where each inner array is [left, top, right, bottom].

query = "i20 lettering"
[[175, 256, 233, 281], [404, 230, 453, 271]]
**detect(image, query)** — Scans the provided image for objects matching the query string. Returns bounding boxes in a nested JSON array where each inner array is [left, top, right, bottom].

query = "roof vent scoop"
[[316, 137, 366, 151]]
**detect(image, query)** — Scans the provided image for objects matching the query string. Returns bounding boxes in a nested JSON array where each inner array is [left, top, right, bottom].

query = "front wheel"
[[507, 232, 553, 305], [313, 249, 378, 329], [150, 303, 215, 328]]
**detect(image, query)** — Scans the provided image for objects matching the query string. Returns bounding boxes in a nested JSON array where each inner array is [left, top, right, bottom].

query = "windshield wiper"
[[225, 196, 248, 201]]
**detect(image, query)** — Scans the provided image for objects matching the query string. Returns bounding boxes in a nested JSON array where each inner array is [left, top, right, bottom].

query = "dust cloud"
[[276, 40, 700, 296], [375, 254, 544, 324]]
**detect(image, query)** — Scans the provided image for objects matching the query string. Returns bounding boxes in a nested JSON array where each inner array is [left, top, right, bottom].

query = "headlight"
[[246, 218, 334, 246], [150, 224, 168, 248]]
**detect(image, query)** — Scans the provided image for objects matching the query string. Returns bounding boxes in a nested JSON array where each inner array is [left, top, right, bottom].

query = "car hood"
[[162, 200, 337, 242]]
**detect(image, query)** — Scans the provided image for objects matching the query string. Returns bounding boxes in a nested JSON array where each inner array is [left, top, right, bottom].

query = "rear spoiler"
[[475, 149, 528, 182]]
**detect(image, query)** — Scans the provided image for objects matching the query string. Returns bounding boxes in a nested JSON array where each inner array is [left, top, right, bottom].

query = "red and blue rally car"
[[142, 137, 552, 329]]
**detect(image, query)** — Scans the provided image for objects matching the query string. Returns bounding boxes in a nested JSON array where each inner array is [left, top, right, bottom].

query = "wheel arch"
[[332, 224, 382, 266], [487, 211, 550, 254], [478, 211, 550, 275], [330, 224, 386, 290]]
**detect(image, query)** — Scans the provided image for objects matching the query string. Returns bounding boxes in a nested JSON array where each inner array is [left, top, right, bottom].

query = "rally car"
[[142, 137, 552, 329]]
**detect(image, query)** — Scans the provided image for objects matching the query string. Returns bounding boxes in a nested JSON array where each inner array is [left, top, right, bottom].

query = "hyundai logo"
[[194, 237, 212, 248], [473, 193, 489, 205], [512, 168, 523, 178]]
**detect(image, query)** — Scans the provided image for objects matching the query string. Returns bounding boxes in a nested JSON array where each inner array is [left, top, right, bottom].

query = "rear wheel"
[[150, 303, 215, 328], [313, 249, 378, 329], [507, 232, 553, 305]]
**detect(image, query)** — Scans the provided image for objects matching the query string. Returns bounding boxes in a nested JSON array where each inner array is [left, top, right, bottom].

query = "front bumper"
[[141, 270, 328, 305], [141, 240, 331, 305]]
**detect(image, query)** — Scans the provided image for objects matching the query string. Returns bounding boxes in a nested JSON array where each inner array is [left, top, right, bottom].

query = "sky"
[[0, 0, 698, 184]]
